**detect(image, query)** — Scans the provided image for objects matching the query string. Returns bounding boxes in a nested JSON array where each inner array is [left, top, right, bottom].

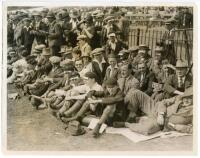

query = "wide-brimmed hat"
[[41, 48, 51, 56], [49, 56, 61, 64], [176, 60, 188, 68]]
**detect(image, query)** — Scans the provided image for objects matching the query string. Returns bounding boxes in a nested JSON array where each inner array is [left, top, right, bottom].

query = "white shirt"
[[79, 62, 93, 78]]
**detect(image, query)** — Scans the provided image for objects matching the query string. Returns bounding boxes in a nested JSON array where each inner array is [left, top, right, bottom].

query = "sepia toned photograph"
[[1, 0, 197, 154]]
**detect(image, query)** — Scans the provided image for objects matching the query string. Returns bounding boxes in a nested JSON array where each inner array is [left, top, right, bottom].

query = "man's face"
[[35, 16, 42, 22], [138, 50, 146, 58], [78, 39, 85, 47], [106, 86, 116, 95], [182, 96, 193, 107], [47, 17, 54, 23], [93, 54, 102, 62], [138, 63, 147, 73], [110, 36, 115, 42], [121, 65, 131, 78], [176, 67, 187, 77], [70, 76, 80, 86], [75, 60, 83, 72], [108, 57, 117, 67], [25, 21, 31, 27]]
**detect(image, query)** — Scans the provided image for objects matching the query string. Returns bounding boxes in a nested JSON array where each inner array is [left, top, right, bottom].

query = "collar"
[[93, 57, 106, 65], [108, 64, 118, 69], [24, 25, 32, 29], [108, 39, 117, 45]]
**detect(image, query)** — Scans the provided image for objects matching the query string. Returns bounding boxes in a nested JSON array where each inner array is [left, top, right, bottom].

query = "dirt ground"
[[6, 84, 193, 152]]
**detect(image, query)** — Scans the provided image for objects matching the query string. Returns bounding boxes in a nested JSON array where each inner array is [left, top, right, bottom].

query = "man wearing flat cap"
[[21, 18, 34, 55], [91, 48, 108, 84], [47, 11, 63, 56], [105, 32, 128, 57], [161, 19, 176, 65], [163, 59, 193, 98], [77, 34, 92, 56], [101, 16, 120, 46], [30, 12, 49, 50]]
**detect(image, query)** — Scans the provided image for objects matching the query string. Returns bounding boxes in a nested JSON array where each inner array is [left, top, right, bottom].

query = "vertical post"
[[137, 28, 140, 46]]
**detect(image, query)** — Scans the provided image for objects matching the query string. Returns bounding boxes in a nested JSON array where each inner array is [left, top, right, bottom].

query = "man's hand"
[[157, 114, 164, 126]]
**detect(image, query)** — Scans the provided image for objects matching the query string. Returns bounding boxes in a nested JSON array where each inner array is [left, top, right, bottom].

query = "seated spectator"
[[134, 61, 156, 96], [163, 60, 193, 98]]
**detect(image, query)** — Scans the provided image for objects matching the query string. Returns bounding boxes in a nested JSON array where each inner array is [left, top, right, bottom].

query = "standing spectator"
[[21, 18, 34, 55], [47, 12, 63, 56]]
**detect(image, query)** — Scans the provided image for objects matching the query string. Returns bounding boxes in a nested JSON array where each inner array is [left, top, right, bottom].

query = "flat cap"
[[104, 78, 118, 88], [49, 56, 61, 64], [91, 48, 104, 56], [176, 60, 188, 68], [128, 46, 139, 52], [139, 44, 150, 50], [84, 72, 97, 80]]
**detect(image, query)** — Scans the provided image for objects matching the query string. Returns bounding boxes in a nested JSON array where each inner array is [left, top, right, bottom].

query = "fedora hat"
[[46, 12, 55, 18], [64, 48, 73, 55], [176, 60, 188, 68], [181, 87, 193, 98]]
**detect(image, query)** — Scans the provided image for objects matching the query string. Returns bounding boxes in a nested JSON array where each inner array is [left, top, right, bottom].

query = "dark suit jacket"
[[91, 61, 108, 85], [105, 40, 128, 57], [48, 20, 63, 47], [134, 69, 156, 96], [21, 27, 34, 48], [163, 74, 193, 96], [32, 21, 49, 44]]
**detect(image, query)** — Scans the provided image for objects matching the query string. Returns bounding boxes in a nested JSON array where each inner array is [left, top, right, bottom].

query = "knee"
[[168, 115, 192, 125]]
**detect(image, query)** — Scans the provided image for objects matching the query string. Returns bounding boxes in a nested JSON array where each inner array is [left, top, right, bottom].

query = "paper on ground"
[[88, 118, 107, 134], [8, 93, 19, 99], [106, 127, 191, 143]]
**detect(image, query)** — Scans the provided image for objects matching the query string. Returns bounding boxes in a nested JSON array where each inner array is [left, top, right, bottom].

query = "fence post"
[[137, 28, 140, 46]]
